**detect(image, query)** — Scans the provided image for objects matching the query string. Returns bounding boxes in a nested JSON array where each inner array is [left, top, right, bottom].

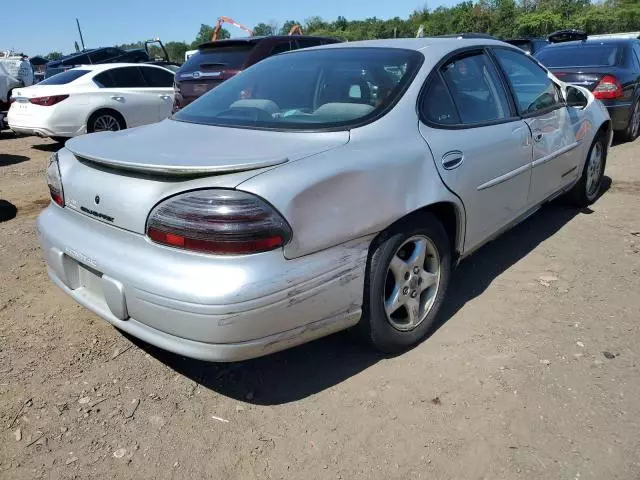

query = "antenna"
[[76, 18, 86, 51]]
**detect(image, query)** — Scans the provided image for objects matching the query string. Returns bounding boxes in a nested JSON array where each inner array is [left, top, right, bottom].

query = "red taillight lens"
[[146, 190, 292, 255], [593, 75, 623, 100], [46, 153, 65, 207], [29, 95, 69, 106]]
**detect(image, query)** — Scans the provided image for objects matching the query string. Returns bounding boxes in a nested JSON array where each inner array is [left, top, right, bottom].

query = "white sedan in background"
[[8, 63, 175, 142]]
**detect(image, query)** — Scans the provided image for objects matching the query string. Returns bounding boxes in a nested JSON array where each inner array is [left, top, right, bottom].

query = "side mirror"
[[566, 86, 588, 109]]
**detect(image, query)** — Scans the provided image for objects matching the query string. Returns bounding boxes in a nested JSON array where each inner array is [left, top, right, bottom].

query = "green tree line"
[[45, 0, 640, 63]]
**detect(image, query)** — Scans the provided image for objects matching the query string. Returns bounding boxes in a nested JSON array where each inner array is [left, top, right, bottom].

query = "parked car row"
[[35, 35, 610, 361], [5, 35, 340, 141], [8, 64, 175, 141], [502, 30, 640, 141]]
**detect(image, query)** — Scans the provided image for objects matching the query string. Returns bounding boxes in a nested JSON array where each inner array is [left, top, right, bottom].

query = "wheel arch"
[[373, 201, 465, 263], [85, 107, 127, 131]]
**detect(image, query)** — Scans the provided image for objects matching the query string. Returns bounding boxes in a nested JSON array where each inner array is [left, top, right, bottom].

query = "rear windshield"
[[38, 69, 90, 85], [507, 40, 534, 53], [173, 48, 423, 130], [536, 44, 620, 67], [181, 45, 255, 72]]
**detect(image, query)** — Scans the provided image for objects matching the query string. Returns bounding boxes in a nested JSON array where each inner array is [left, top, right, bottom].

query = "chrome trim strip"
[[532, 141, 580, 168], [477, 162, 531, 191]]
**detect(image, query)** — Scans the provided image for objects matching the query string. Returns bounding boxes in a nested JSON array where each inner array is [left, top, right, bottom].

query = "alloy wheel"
[[93, 114, 121, 132], [383, 235, 441, 331], [631, 102, 640, 139], [585, 139, 604, 198]]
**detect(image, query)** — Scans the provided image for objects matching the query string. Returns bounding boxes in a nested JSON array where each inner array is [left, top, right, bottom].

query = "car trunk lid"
[[549, 67, 612, 91], [61, 119, 349, 233]]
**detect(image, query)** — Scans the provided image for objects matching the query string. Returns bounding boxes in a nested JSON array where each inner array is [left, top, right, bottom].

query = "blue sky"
[[2, 0, 460, 55]]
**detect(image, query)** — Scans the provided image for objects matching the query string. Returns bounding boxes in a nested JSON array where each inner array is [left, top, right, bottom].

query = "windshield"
[[181, 45, 255, 72], [536, 44, 620, 67], [174, 48, 423, 130], [38, 69, 90, 85]]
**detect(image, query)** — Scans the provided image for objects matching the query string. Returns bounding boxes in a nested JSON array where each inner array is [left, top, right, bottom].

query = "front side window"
[[174, 48, 423, 130], [439, 52, 510, 124], [494, 48, 560, 115], [94, 67, 147, 88]]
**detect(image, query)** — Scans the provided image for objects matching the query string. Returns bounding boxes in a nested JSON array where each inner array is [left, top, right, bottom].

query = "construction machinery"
[[288, 24, 304, 36], [211, 17, 254, 41]]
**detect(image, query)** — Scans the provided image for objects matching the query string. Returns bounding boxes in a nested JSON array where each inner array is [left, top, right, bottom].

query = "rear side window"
[[421, 75, 460, 125], [633, 44, 640, 70], [94, 67, 147, 88], [535, 44, 620, 67], [182, 45, 255, 72], [38, 69, 90, 85], [140, 66, 174, 87], [494, 49, 560, 115], [439, 53, 510, 124]]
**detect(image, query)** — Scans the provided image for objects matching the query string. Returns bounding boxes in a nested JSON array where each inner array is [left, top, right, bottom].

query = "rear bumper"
[[601, 101, 632, 131], [7, 112, 85, 138], [37, 205, 369, 362]]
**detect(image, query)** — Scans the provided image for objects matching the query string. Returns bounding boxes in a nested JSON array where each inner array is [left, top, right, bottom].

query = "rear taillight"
[[46, 152, 65, 207], [30, 95, 69, 106], [146, 190, 292, 255], [593, 75, 623, 100]]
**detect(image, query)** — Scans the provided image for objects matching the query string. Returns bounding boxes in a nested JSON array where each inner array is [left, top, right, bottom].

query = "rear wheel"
[[356, 214, 452, 353], [623, 100, 640, 142], [87, 110, 125, 134], [565, 133, 607, 207]]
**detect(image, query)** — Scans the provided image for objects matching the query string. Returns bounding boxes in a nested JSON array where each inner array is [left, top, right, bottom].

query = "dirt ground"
[[0, 132, 639, 480]]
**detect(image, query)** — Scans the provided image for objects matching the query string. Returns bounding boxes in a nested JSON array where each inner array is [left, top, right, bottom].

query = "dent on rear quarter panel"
[[238, 124, 464, 259]]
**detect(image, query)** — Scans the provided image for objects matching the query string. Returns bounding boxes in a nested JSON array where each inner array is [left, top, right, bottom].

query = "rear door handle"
[[442, 150, 464, 170], [534, 132, 544, 142], [158, 95, 172, 100]]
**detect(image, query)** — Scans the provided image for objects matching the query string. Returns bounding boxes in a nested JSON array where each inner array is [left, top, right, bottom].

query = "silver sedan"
[[37, 37, 612, 361]]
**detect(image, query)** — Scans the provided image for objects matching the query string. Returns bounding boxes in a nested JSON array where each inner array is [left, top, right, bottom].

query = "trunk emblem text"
[[81, 206, 114, 223]]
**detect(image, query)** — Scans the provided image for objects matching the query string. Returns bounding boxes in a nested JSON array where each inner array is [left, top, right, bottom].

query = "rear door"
[[93, 66, 160, 127], [493, 48, 582, 204], [418, 50, 533, 251], [139, 66, 175, 120]]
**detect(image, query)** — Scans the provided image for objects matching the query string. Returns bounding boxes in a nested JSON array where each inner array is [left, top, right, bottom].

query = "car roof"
[[545, 38, 633, 49], [68, 63, 174, 73], [197, 36, 339, 49], [306, 37, 511, 55]]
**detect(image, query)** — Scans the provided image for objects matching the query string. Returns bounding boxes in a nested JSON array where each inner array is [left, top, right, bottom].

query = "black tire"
[[87, 109, 126, 134], [622, 99, 640, 142], [565, 133, 607, 207], [355, 213, 452, 353]]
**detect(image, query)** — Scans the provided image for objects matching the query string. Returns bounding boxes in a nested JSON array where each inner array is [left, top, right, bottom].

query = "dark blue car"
[[535, 34, 640, 141]]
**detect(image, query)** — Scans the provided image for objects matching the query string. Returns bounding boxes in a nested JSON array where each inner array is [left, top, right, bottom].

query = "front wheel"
[[356, 213, 452, 353], [565, 133, 607, 207]]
